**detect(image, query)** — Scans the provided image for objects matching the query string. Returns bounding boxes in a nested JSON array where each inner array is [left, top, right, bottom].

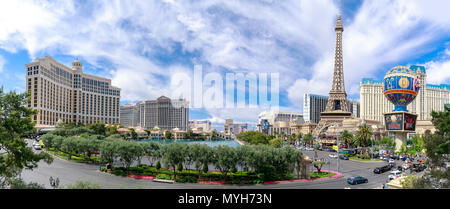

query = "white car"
[[402, 163, 410, 170], [388, 159, 395, 164], [329, 154, 338, 158], [388, 170, 402, 180], [306, 147, 314, 151], [33, 144, 42, 150]]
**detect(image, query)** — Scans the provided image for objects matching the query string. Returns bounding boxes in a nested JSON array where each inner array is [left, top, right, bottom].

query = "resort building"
[[303, 93, 360, 124], [360, 65, 450, 125], [188, 120, 212, 132], [26, 56, 120, 126], [124, 96, 189, 131]]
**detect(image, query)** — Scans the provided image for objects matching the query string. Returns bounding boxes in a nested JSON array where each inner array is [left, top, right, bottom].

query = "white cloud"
[[424, 60, 450, 85]]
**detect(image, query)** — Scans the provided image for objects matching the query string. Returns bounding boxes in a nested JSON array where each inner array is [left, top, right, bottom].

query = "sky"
[[0, 0, 450, 131]]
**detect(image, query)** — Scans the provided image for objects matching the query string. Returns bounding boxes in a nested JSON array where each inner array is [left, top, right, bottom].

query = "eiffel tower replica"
[[312, 15, 353, 138]]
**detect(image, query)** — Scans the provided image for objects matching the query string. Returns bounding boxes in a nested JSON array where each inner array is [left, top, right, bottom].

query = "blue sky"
[[1, 0, 450, 130]]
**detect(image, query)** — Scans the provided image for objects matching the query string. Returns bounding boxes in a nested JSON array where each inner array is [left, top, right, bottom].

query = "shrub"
[[177, 162, 183, 172], [156, 174, 172, 180], [156, 161, 161, 170]]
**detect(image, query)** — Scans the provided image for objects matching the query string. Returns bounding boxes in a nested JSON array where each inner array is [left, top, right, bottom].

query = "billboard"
[[404, 113, 417, 131], [385, 113, 403, 131]]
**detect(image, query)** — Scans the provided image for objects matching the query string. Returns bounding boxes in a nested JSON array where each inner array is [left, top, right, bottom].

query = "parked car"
[[329, 154, 338, 158], [339, 155, 349, 160], [402, 163, 410, 170], [33, 144, 41, 150], [388, 170, 402, 180], [380, 155, 387, 160], [306, 147, 314, 151], [412, 164, 426, 172], [347, 176, 368, 185], [388, 159, 395, 164], [401, 156, 408, 161]]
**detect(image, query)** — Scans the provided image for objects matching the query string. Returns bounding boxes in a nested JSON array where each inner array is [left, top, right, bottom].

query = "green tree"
[[192, 144, 212, 176], [142, 141, 161, 166], [61, 137, 78, 159], [354, 124, 372, 149], [213, 145, 237, 181], [129, 128, 138, 139], [165, 130, 172, 140], [340, 130, 353, 148], [0, 88, 53, 187], [117, 141, 143, 171], [400, 176, 432, 189], [88, 123, 106, 135], [312, 160, 326, 174], [303, 132, 313, 146], [236, 131, 271, 145], [99, 140, 118, 167], [269, 137, 282, 148], [163, 143, 185, 179]]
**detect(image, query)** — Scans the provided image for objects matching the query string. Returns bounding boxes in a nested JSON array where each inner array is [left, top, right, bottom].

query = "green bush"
[[156, 161, 161, 170], [156, 174, 173, 180]]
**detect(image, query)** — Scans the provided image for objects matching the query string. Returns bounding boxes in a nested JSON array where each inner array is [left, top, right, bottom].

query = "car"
[[388, 159, 395, 164], [33, 144, 42, 150], [329, 154, 338, 158], [306, 147, 314, 151], [374, 164, 392, 174], [412, 164, 426, 172], [402, 163, 410, 170], [347, 176, 368, 185], [339, 155, 349, 160], [388, 170, 402, 180], [401, 156, 408, 161]]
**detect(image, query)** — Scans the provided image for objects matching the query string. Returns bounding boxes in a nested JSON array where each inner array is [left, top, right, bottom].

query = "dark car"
[[339, 155, 349, 160], [412, 164, 426, 172], [401, 156, 408, 161], [347, 176, 368, 185], [374, 164, 392, 174]]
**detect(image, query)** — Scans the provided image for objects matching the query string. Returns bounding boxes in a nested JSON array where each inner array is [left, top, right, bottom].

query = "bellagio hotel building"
[[26, 56, 121, 126]]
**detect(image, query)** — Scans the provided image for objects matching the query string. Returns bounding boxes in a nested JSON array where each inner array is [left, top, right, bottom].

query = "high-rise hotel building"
[[120, 96, 189, 131], [26, 56, 121, 126], [303, 93, 360, 124], [360, 65, 450, 124]]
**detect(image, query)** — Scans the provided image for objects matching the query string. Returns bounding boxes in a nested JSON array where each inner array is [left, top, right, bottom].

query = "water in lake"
[[135, 139, 242, 148]]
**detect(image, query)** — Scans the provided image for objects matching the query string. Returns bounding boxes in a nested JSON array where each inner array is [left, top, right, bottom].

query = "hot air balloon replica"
[[383, 66, 420, 151]]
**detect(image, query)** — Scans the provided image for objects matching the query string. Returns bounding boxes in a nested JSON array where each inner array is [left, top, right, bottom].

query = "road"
[[21, 140, 407, 189]]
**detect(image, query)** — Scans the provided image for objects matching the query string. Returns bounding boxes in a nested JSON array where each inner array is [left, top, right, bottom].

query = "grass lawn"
[[310, 171, 336, 179], [349, 156, 382, 162], [46, 148, 99, 164]]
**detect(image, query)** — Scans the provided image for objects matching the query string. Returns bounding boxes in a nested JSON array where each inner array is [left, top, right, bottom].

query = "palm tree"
[[297, 132, 303, 145], [304, 132, 313, 146], [289, 133, 296, 145], [354, 124, 373, 154], [340, 130, 353, 148]]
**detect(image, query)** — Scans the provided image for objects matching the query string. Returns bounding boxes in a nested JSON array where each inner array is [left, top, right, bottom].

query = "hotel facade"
[[303, 93, 360, 124], [26, 56, 121, 126], [120, 96, 189, 131], [360, 65, 450, 125]]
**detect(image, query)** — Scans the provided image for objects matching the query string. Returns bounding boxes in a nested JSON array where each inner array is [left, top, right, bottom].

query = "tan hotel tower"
[[26, 56, 121, 126]]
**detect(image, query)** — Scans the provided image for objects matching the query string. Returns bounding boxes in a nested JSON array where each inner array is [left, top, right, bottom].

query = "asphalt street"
[[21, 140, 407, 189]]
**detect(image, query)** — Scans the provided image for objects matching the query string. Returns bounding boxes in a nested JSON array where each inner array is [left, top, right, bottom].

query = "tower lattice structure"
[[325, 15, 349, 113], [312, 15, 353, 138]]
